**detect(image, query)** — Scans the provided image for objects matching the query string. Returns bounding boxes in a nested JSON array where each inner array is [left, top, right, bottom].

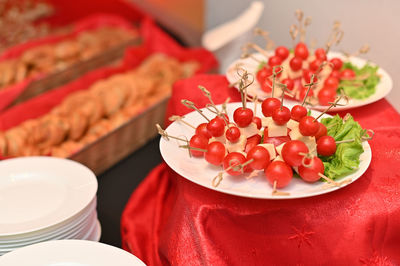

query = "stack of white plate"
[[0, 157, 100, 256]]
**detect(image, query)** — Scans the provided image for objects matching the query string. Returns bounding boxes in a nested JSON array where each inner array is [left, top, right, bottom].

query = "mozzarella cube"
[[276, 142, 285, 156], [273, 155, 284, 162], [209, 135, 226, 144], [239, 122, 258, 138], [258, 143, 276, 160], [289, 127, 302, 140], [300, 136, 317, 156], [226, 134, 247, 153], [268, 122, 287, 137], [287, 119, 299, 130], [262, 117, 272, 128]]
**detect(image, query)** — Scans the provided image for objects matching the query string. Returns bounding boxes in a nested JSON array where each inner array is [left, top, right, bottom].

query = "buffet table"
[[121, 74, 400, 265]]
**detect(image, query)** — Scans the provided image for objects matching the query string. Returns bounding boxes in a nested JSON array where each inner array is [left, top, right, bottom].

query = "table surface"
[[97, 137, 161, 248]]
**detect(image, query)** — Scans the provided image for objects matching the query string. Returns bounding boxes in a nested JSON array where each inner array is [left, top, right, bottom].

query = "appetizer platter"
[[159, 73, 373, 199], [226, 10, 392, 111]]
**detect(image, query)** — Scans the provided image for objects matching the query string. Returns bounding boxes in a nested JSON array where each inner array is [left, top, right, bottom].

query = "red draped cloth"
[[121, 74, 400, 265]]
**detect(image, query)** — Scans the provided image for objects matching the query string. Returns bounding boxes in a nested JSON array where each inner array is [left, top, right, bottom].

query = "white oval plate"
[[0, 157, 97, 236], [0, 239, 144, 266], [226, 51, 393, 111], [160, 102, 372, 199]]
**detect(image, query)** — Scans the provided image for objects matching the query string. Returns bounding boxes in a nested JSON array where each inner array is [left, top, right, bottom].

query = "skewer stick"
[[272, 180, 290, 196], [211, 158, 254, 187], [168, 115, 196, 129], [156, 124, 188, 142], [313, 95, 348, 122], [271, 65, 283, 98], [302, 74, 318, 106], [318, 173, 340, 186], [181, 99, 210, 122]]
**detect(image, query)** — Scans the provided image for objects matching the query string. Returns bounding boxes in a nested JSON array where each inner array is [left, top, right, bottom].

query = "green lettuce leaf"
[[256, 61, 267, 71], [338, 62, 380, 99], [320, 114, 364, 179]]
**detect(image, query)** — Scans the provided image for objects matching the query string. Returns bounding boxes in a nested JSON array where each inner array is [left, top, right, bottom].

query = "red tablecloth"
[[121, 74, 400, 265]]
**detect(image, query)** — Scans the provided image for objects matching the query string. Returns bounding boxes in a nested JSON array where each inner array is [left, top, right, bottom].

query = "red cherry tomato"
[[263, 127, 290, 146], [272, 106, 291, 125], [317, 135, 337, 156], [225, 126, 241, 142], [275, 46, 289, 60], [196, 123, 212, 139], [324, 76, 339, 91], [268, 55, 282, 68], [215, 114, 229, 123], [252, 117, 262, 129], [281, 78, 294, 91], [302, 69, 318, 84], [330, 58, 343, 71], [207, 118, 225, 137], [314, 48, 327, 61], [223, 152, 246, 176], [314, 122, 327, 140], [309, 59, 323, 72], [260, 78, 272, 93], [299, 116, 319, 136], [291, 105, 308, 122], [245, 134, 262, 153], [261, 98, 281, 117], [294, 42, 309, 60], [281, 140, 309, 166], [318, 87, 336, 106], [298, 156, 324, 183], [233, 108, 254, 127], [256, 66, 272, 84], [299, 86, 314, 102], [329, 70, 341, 80], [264, 161, 293, 188], [205, 141, 226, 165], [290, 56, 303, 71], [247, 146, 271, 170], [341, 69, 356, 79], [189, 134, 208, 157]]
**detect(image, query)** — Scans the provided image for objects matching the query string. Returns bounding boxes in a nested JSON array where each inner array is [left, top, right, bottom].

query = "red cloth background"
[[121, 74, 400, 265]]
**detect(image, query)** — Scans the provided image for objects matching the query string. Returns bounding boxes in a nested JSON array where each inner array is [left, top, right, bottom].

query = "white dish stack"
[[0, 157, 100, 256]]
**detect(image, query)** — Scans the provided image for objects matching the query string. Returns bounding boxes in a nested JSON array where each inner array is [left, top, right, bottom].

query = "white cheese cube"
[[273, 155, 284, 162], [239, 122, 258, 138], [262, 117, 272, 128], [299, 136, 317, 156], [289, 127, 302, 140], [258, 143, 276, 160], [209, 135, 226, 144], [276, 143, 285, 156], [293, 166, 299, 175], [226, 134, 247, 153], [287, 119, 299, 130], [267, 122, 287, 137]]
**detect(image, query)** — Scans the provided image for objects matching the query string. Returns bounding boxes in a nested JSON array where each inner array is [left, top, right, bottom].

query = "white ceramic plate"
[[0, 239, 144, 266], [160, 102, 372, 199], [0, 157, 98, 236], [226, 51, 393, 111]]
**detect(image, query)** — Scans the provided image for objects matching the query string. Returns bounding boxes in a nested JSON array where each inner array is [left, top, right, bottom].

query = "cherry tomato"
[[318, 87, 336, 106], [225, 126, 241, 142], [207, 117, 225, 137], [268, 55, 282, 68], [223, 152, 246, 176], [272, 106, 291, 125], [252, 116, 262, 129], [314, 48, 327, 61], [256, 66, 272, 84], [314, 122, 327, 140], [189, 134, 208, 157], [341, 69, 356, 79], [247, 146, 271, 170], [302, 69, 318, 84], [281, 78, 294, 91], [329, 70, 341, 80], [309, 59, 323, 72], [299, 116, 319, 136], [205, 141, 226, 165], [233, 108, 253, 127], [294, 42, 309, 60], [298, 156, 324, 183], [245, 134, 262, 153], [298, 86, 314, 102], [263, 128, 290, 146], [215, 114, 229, 123], [291, 105, 308, 122], [261, 98, 281, 117], [317, 135, 337, 156], [330, 58, 343, 71], [290, 56, 303, 71], [196, 123, 212, 139], [260, 78, 272, 93], [324, 76, 339, 91], [264, 161, 293, 188], [275, 46, 289, 60], [281, 140, 309, 166]]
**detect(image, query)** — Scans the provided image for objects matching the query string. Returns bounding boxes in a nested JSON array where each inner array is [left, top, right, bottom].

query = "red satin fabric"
[[121, 74, 400, 265]]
